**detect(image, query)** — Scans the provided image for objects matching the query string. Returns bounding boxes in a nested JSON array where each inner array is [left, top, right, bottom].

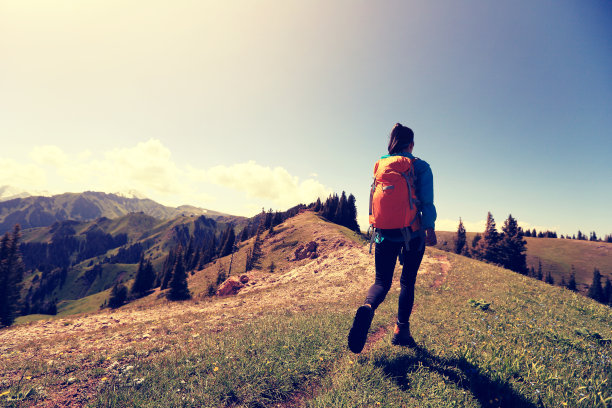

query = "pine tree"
[[335, 191, 347, 226], [160, 248, 177, 290], [602, 277, 612, 305], [0, 225, 25, 327], [108, 282, 128, 309], [470, 234, 482, 258], [474, 212, 501, 263], [545, 270, 555, 285], [314, 198, 322, 212], [219, 225, 236, 258], [346, 194, 360, 232], [536, 260, 543, 281], [168, 249, 191, 301], [130, 257, 155, 298], [455, 218, 467, 255], [268, 261, 276, 273], [587, 268, 603, 302], [567, 268, 577, 291], [499, 214, 527, 274]]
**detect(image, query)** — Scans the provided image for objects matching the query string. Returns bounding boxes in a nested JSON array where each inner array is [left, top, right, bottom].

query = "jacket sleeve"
[[415, 160, 437, 230]]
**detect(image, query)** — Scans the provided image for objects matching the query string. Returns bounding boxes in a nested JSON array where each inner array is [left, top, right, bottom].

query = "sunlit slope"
[[1, 213, 610, 407], [436, 230, 612, 292]]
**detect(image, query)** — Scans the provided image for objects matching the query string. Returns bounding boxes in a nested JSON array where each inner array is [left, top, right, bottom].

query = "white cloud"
[[30, 145, 67, 167], [0, 158, 47, 188], [2, 139, 332, 215], [205, 160, 331, 208]]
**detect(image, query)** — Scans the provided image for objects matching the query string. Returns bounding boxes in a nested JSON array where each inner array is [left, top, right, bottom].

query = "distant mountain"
[[0, 191, 234, 235], [0, 185, 51, 202]]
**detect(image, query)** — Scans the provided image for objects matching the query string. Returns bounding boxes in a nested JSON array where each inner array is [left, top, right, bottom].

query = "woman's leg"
[[365, 239, 402, 310], [397, 236, 426, 324]]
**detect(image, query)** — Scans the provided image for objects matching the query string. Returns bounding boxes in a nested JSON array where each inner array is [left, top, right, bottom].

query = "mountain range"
[[0, 189, 231, 235]]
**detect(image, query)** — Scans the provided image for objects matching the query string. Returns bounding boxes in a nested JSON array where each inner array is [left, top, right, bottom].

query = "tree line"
[[453, 213, 611, 307], [524, 228, 612, 242]]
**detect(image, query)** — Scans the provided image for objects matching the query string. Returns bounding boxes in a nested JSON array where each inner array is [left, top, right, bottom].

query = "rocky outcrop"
[[294, 241, 318, 261], [216, 277, 245, 296]]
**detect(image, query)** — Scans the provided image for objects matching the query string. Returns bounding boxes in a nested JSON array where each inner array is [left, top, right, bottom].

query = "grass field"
[[436, 231, 612, 293], [2, 213, 610, 407]]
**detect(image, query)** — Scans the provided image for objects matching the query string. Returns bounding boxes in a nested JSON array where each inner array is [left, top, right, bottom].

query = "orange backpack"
[[368, 155, 421, 251]]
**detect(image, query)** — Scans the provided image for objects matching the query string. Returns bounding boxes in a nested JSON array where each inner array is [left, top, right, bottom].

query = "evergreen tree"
[[577, 230, 585, 240], [474, 212, 501, 263], [168, 249, 191, 301], [160, 247, 177, 290], [219, 225, 236, 258], [239, 227, 249, 242], [589, 231, 598, 241], [587, 268, 603, 302], [108, 282, 128, 309], [346, 194, 360, 232], [130, 257, 155, 298], [0, 225, 25, 327], [264, 209, 273, 230], [470, 234, 482, 258], [268, 261, 276, 273], [499, 214, 527, 274], [560, 275, 566, 287], [536, 260, 543, 281], [314, 198, 322, 212], [524, 229, 531, 237], [602, 277, 612, 305], [545, 270, 555, 285], [455, 218, 467, 255], [245, 216, 265, 272], [335, 191, 348, 226], [531, 228, 537, 238], [567, 268, 577, 291]]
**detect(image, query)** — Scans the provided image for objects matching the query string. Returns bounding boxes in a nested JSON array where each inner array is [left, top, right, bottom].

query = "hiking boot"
[[391, 321, 417, 348], [347, 304, 374, 353]]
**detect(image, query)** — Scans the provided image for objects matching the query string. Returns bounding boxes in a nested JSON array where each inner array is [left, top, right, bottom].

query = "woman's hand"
[[425, 228, 437, 246]]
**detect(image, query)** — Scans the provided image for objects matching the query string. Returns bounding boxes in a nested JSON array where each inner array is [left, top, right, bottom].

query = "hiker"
[[348, 123, 437, 353]]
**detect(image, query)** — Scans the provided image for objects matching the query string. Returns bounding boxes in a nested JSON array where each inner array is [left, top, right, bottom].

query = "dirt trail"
[[0, 213, 452, 406]]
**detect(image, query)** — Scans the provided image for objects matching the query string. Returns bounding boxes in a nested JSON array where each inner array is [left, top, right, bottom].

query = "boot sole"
[[347, 306, 373, 354]]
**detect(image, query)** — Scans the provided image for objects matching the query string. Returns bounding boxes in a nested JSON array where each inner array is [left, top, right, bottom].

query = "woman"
[[348, 123, 437, 353]]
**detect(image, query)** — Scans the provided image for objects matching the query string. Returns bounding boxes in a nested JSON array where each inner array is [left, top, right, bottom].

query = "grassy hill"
[[435, 231, 612, 293], [1, 212, 610, 407], [16, 212, 239, 319]]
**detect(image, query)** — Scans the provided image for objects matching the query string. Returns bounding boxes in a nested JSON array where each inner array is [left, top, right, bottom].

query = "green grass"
[[435, 231, 612, 293], [82, 250, 612, 407], [310, 252, 612, 408]]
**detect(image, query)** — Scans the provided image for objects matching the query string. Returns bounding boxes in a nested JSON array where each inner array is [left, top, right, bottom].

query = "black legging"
[[365, 235, 425, 324]]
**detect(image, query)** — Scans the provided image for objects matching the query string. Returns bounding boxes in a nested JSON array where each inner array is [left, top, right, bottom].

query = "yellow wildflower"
[[213, 367, 219, 372]]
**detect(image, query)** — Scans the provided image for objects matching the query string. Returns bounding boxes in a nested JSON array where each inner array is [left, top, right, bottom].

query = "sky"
[[1, 0, 611, 236]]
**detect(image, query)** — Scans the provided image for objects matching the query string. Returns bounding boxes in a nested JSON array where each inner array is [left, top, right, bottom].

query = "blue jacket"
[[376, 152, 437, 242]]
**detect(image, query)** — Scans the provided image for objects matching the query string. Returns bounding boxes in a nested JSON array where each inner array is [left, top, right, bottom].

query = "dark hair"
[[388, 123, 414, 155]]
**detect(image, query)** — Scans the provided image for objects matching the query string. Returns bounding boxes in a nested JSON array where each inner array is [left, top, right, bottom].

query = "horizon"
[[1, 1, 611, 237]]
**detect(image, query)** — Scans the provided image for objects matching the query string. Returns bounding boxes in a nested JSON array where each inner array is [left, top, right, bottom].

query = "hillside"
[[435, 231, 612, 293], [1, 211, 610, 407], [17, 212, 235, 318], [0, 191, 234, 235]]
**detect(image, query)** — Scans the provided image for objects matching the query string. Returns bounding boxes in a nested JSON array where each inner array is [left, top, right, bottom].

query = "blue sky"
[[1, 1, 611, 236]]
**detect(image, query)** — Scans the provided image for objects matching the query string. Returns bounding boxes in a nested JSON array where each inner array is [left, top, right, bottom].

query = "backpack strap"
[[368, 178, 376, 217], [368, 225, 377, 254]]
